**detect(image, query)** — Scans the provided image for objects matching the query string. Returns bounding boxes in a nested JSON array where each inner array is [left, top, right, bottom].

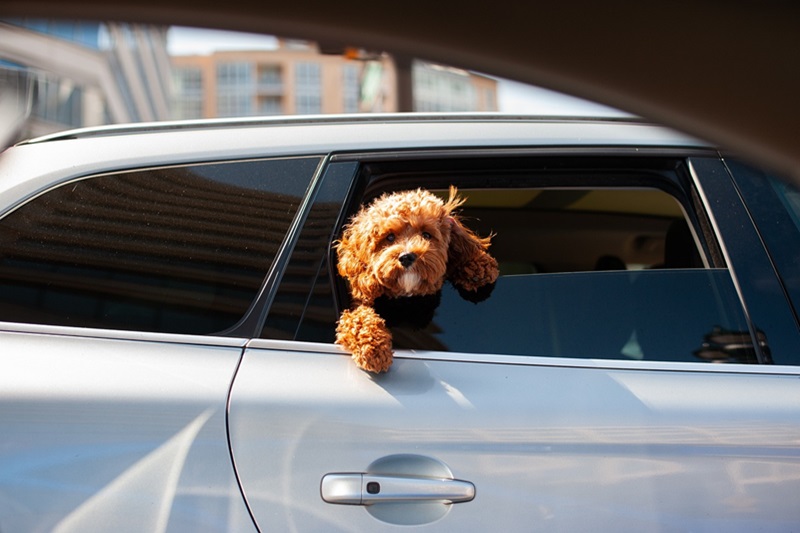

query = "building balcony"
[[257, 81, 284, 96]]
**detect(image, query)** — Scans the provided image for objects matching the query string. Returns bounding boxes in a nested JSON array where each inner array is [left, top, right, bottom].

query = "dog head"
[[336, 187, 497, 304]]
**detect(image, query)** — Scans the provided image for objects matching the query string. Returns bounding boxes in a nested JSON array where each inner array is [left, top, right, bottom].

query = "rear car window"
[[275, 156, 761, 364], [0, 157, 320, 335]]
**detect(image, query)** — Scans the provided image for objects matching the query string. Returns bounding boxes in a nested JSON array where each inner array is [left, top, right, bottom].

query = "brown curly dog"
[[335, 187, 498, 373]]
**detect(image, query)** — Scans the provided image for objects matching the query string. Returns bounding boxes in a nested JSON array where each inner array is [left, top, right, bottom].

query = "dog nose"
[[398, 252, 417, 268]]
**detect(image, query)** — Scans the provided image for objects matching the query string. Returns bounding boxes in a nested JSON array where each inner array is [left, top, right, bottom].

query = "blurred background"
[[0, 18, 625, 142]]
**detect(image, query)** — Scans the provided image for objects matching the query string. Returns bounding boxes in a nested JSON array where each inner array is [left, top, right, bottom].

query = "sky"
[[167, 26, 628, 117]]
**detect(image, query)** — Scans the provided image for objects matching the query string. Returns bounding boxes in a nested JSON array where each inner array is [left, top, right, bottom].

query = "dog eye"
[[421, 231, 432, 240], [385, 233, 396, 243]]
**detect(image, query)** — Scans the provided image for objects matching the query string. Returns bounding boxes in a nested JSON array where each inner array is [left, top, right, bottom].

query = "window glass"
[[727, 160, 800, 328], [216, 62, 253, 117], [0, 157, 320, 334], [261, 161, 356, 340], [393, 270, 755, 363], [295, 62, 322, 114]]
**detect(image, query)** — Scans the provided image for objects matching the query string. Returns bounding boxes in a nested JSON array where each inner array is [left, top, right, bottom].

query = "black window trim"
[[222, 154, 330, 338], [690, 156, 800, 365]]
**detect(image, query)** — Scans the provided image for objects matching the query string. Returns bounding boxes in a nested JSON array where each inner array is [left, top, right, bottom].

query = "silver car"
[[1, 115, 799, 532]]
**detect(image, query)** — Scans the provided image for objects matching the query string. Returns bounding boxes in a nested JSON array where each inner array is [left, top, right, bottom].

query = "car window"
[[727, 160, 800, 328], [0, 157, 320, 335], [270, 155, 760, 364]]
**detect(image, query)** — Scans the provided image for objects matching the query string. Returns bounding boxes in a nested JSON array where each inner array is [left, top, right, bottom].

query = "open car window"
[[268, 155, 761, 364]]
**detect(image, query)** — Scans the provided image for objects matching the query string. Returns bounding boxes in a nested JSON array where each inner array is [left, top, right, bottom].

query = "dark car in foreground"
[[1, 115, 799, 531]]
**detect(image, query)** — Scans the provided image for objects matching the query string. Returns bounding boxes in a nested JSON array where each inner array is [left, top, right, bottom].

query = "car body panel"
[[229, 340, 800, 531], [0, 326, 253, 532]]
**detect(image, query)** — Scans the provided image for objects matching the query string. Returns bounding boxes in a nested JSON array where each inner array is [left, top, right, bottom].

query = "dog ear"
[[335, 215, 382, 304], [445, 187, 499, 299]]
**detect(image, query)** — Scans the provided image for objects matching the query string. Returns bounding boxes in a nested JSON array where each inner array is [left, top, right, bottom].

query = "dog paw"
[[352, 342, 393, 373], [336, 305, 394, 373], [450, 253, 499, 292]]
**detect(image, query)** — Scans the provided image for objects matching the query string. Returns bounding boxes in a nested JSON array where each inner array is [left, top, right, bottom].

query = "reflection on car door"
[[0, 328, 252, 532], [228, 343, 800, 531]]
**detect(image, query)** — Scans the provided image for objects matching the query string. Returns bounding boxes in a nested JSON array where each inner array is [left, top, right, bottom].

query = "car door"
[[0, 328, 252, 533], [228, 153, 800, 531], [0, 154, 323, 532]]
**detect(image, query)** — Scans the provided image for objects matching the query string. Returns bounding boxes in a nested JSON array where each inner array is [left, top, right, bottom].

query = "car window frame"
[[723, 159, 800, 330], [689, 157, 800, 365], [268, 147, 781, 366]]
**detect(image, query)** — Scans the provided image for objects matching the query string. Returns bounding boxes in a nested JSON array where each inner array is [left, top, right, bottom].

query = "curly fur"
[[335, 187, 498, 373]]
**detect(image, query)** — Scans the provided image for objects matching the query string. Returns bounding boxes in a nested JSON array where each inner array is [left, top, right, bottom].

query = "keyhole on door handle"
[[366, 481, 381, 494]]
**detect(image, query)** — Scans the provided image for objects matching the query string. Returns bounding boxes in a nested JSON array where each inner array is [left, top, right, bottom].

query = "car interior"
[[439, 187, 698, 274]]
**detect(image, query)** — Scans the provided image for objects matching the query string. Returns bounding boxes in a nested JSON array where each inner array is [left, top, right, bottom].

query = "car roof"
[[0, 114, 710, 217], [19, 113, 702, 147]]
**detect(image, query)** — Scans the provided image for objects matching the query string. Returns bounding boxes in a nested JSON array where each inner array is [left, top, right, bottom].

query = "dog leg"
[[449, 251, 499, 293], [446, 214, 499, 293], [336, 304, 394, 373], [447, 234, 499, 295]]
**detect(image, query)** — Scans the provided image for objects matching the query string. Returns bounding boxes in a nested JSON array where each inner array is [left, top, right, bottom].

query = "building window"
[[483, 87, 497, 111], [295, 62, 321, 115], [257, 65, 283, 95], [216, 62, 253, 117], [258, 96, 282, 115], [343, 64, 361, 113], [4, 18, 102, 49], [31, 75, 83, 128], [172, 66, 203, 119], [413, 62, 479, 112]]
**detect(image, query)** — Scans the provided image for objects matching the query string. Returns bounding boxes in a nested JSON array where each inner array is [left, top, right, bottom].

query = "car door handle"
[[321, 473, 475, 505]]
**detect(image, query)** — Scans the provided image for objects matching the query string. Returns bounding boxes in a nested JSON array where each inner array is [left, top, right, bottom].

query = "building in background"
[[170, 41, 386, 119], [0, 19, 173, 138], [0, 20, 498, 141], [413, 62, 497, 113], [171, 42, 498, 119]]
